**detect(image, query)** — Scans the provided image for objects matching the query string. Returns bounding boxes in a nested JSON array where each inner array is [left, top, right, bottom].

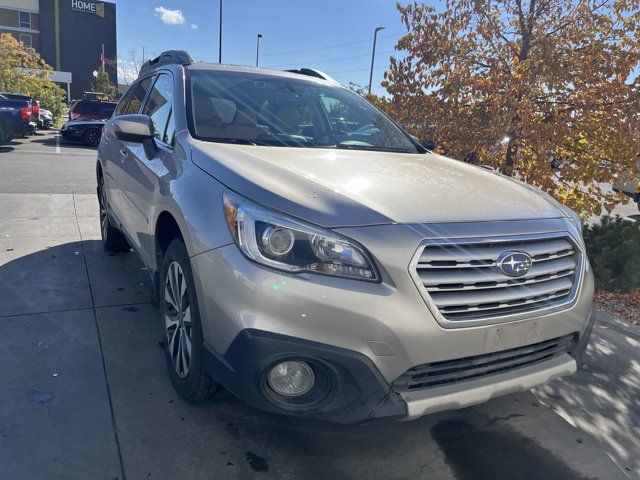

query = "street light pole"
[[218, 0, 223, 63], [256, 34, 262, 67], [368, 26, 385, 95]]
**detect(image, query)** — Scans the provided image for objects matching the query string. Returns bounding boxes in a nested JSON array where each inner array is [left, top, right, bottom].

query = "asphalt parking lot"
[[0, 131, 638, 479]]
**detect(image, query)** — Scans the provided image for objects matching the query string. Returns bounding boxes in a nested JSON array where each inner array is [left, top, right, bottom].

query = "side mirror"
[[113, 114, 157, 158]]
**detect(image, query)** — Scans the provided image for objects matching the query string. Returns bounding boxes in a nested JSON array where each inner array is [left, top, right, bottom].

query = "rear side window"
[[114, 89, 134, 116], [100, 103, 116, 116], [125, 77, 153, 115], [142, 73, 174, 144], [81, 102, 98, 113]]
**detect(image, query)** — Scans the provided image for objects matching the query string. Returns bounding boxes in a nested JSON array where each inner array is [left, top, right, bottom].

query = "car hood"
[[191, 141, 565, 227]]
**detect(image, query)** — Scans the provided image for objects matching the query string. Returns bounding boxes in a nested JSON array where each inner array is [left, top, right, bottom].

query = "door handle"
[[119, 149, 127, 162]]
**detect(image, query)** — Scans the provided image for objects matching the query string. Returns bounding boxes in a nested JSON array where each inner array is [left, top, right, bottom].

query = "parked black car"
[[60, 119, 106, 147], [69, 99, 117, 121], [0, 96, 35, 144]]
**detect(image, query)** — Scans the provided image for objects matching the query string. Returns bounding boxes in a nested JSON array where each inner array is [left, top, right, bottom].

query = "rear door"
[[117, 73, 176, 264]]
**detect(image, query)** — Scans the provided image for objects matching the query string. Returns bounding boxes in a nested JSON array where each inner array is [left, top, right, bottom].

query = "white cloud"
[[154, 6, 185, 25], [190, 23, 198, 30]]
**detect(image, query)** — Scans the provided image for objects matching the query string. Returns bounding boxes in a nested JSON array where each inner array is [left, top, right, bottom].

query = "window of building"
[[19, 34, 32, 47], [19, 12, 31, 29]]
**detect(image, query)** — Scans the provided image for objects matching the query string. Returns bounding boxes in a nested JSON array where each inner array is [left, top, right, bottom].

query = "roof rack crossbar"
[[139, 50, 194, 76]]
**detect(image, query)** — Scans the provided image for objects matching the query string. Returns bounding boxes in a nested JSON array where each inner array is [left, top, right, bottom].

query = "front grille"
[[411, 234, 582, 322], [392, 334, 576, 391]]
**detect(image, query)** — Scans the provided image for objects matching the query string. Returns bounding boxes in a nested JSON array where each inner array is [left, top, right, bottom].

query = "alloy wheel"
[[164, 261, 192, 378], [87, 131, 100, 147], [99, 183, 109, 240]]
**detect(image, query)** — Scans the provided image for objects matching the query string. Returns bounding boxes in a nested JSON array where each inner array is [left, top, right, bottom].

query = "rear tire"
[[98, 175, 129, 253], [160, 238, 224, 402], [0, 125, 7, 145]]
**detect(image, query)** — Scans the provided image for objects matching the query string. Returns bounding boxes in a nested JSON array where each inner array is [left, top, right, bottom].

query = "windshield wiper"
[[334, 144, 413, 153], [206, 138, 267, 146]]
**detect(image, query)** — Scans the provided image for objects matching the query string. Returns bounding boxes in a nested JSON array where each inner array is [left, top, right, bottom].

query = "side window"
[[114, 88, 134, 116], [100, 103, 116, 117], [125, 76, 153, 115], [83, 102, 98, 113], [141, 74, 174, 144]]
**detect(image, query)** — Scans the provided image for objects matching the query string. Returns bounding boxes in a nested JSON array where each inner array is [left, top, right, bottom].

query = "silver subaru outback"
[[97, 51, 593, 423]]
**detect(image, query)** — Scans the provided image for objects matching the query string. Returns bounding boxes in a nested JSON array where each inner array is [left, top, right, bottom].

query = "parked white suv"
[[96, 51, 594, 423]]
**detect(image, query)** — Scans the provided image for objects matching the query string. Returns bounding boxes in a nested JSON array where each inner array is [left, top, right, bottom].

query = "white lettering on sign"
[[71, 0, 96, 14]]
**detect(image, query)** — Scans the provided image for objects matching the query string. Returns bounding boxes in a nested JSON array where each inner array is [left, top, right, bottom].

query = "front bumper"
[[201, 329, 407, 423], [200, 314, 593, 423], [191, 220, 594, 422], [60, 128, 83, 140]]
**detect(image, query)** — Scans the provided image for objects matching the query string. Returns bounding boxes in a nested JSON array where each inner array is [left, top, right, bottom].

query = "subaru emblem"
[[497, 251, 532, 277]]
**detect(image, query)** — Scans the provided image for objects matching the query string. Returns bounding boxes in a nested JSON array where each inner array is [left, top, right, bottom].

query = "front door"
[[118, 73, 177, 265]]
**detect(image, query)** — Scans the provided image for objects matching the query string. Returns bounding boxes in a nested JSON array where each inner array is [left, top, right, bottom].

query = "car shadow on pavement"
[[0, 139, 20, 152], [0, 240, 630, 480], [31, 135, 96, 150]]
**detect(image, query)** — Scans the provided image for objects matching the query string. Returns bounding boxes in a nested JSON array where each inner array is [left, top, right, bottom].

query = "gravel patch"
[[595, 289, 640, 326]]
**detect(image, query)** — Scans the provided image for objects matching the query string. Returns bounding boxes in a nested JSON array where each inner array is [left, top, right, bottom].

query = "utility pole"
[[218, 0, 223, 63], [368, 26, 385, 95], [256, 34, 262, 67], [142, 46, 146, 63]]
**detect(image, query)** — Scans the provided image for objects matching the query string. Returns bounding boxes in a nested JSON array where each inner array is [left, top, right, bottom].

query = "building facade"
[[0, 0, 117, 101]]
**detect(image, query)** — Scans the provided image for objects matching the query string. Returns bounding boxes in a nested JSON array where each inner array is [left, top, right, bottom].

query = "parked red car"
[[69, 99, 117, 120]]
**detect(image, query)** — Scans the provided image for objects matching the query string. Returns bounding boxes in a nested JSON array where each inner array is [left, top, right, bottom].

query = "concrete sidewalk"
[[0, 193, 636, 480]]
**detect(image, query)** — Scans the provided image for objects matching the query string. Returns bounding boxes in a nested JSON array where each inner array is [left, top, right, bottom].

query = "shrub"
[[583, 216, 640, 292]]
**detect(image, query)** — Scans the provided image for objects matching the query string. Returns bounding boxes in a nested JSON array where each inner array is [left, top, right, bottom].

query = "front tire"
[[84, 128, 101, 147], [160, 238, 224, 402], [98, 175, 129, 252]]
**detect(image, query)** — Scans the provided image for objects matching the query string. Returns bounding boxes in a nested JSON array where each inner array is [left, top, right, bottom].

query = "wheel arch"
[[153, 210, 187, 298]]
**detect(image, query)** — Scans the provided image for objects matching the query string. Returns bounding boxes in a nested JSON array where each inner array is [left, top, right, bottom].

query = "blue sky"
[[113, 0, 413, 95]]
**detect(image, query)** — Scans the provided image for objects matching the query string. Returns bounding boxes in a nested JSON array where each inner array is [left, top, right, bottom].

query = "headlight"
[[223, 190, 379, 281]]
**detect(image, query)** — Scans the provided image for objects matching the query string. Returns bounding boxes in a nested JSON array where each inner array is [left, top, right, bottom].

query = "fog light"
[[267, 361, 315, 396]]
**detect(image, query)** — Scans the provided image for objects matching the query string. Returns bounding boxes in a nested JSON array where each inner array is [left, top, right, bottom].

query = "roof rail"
[[139, 50, 194, 76], [284, 68, 338, 84]]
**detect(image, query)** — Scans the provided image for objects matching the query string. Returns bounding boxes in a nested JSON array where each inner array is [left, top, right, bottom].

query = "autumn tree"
[[383, 0, 640, 215], [0, 33, 66, 121]]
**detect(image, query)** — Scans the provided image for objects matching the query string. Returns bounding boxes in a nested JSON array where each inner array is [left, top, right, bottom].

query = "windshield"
[[187, 69, 419, 153]]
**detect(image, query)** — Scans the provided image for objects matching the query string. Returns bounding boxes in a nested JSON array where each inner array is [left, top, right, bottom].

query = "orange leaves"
[[382, 0, 640, 215]]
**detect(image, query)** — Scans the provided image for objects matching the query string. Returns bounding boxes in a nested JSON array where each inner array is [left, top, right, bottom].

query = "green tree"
[[94, 68, 117, 100], [0, 33, 66, 121], [383, 0, 640, 215]]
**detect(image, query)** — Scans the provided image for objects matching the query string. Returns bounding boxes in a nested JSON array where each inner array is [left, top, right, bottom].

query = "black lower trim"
[[201, 329, 407, 423], [571, 306, 595, 368]]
